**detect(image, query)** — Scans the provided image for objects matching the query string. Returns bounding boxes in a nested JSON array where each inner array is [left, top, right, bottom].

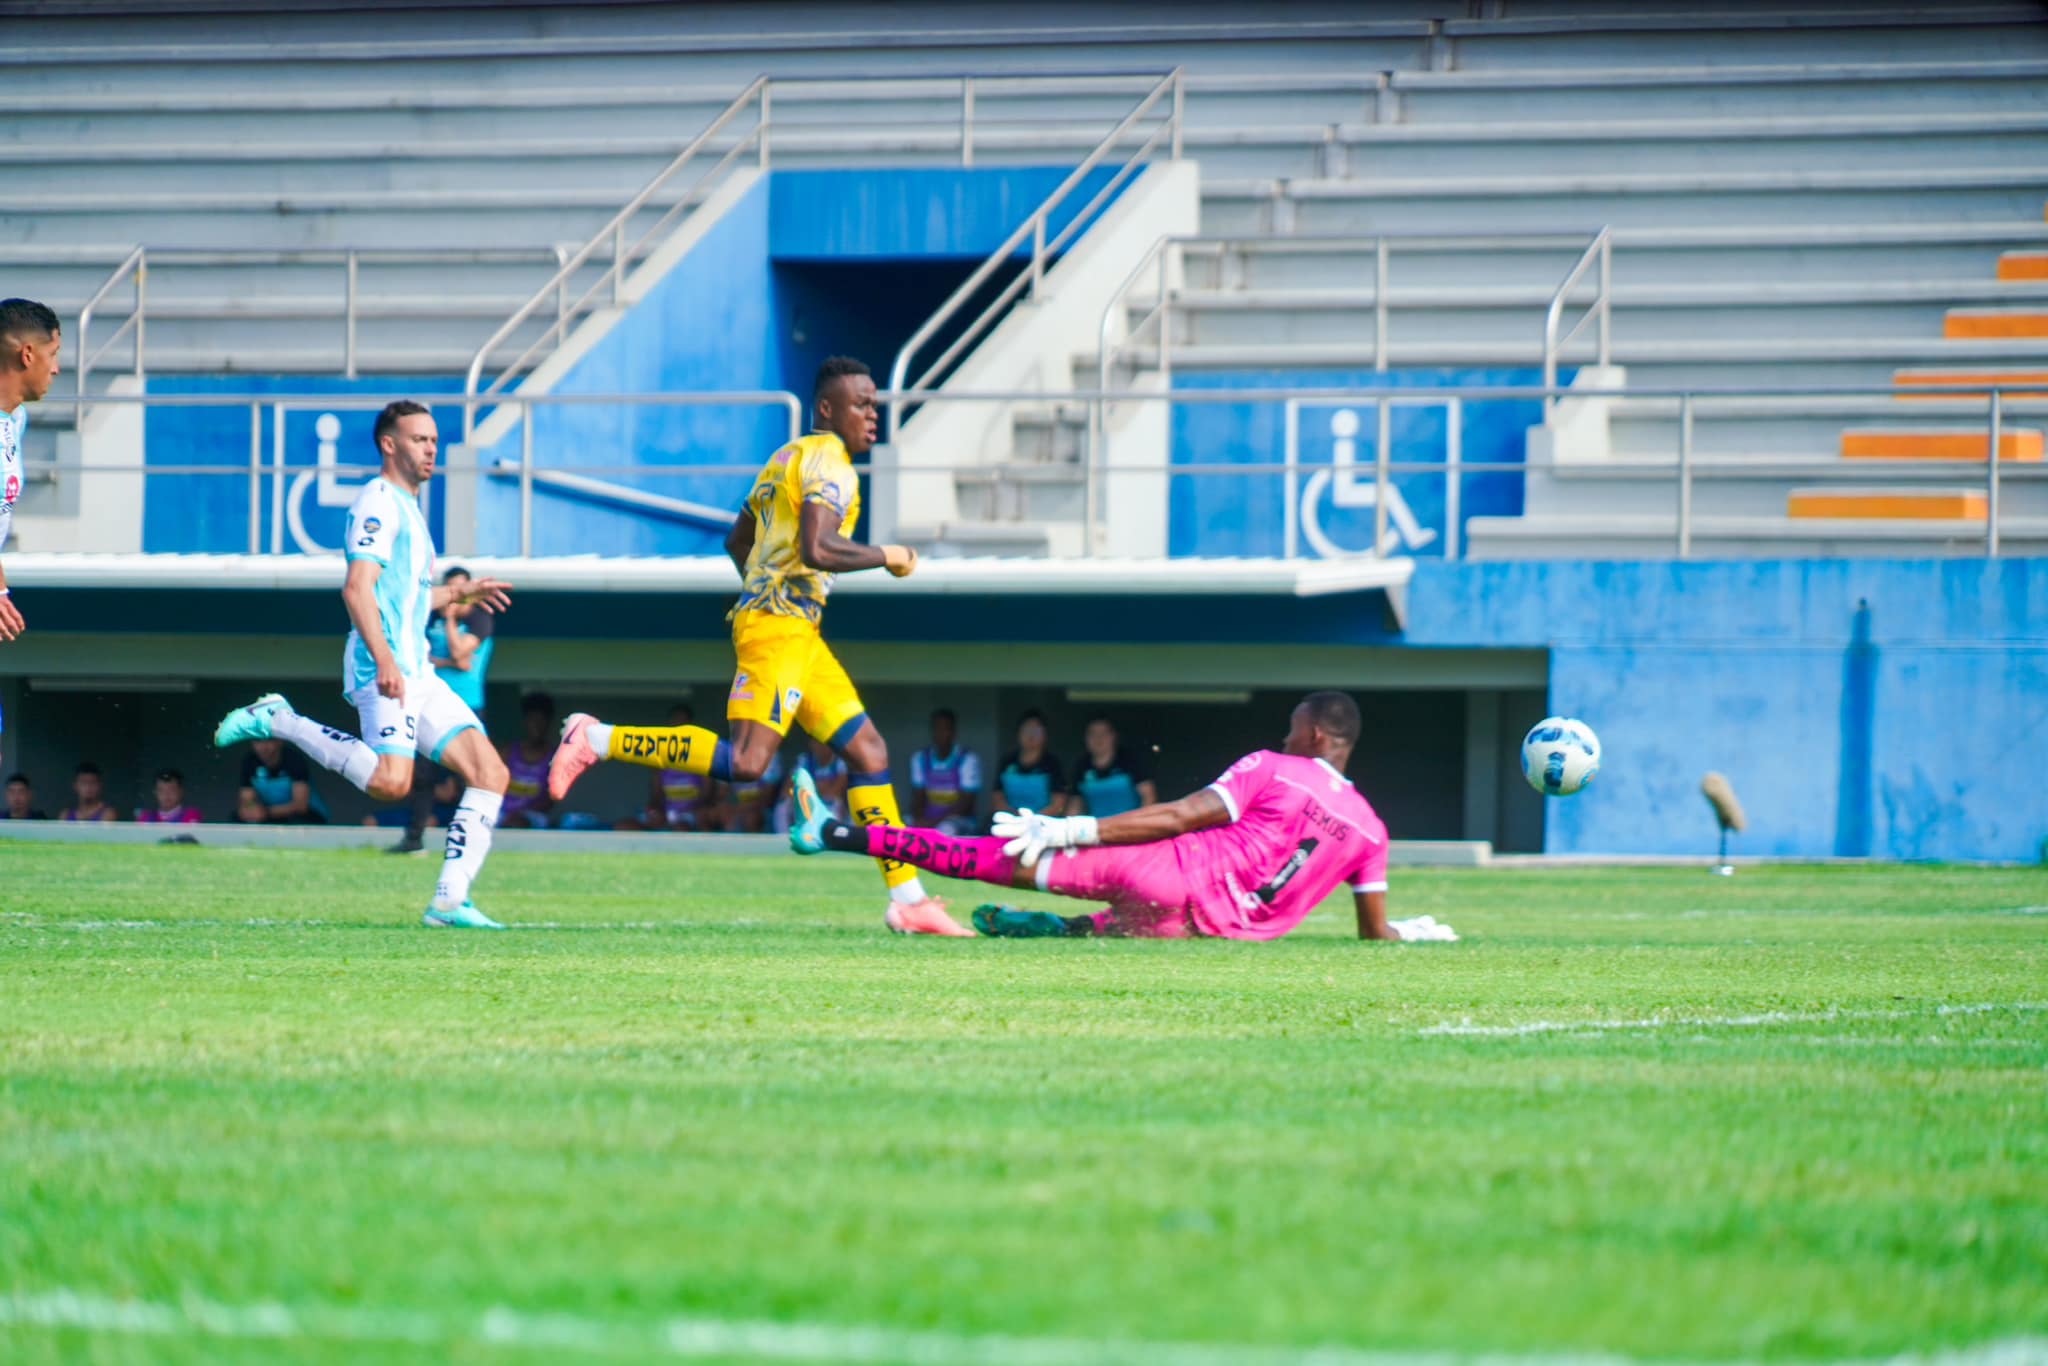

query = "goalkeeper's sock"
[[824, 824, 1020, 888], [847, 770, 929, 902]]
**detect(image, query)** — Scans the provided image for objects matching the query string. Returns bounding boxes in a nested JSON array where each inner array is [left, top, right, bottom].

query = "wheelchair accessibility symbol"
[[1284, 399, 1462, 560]]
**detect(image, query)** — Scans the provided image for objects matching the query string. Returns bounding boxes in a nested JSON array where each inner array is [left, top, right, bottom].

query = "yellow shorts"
[[727, 609, 868, 742]]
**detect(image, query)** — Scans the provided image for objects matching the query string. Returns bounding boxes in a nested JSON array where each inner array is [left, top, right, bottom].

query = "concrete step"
[[954, 464, 1088, 524], [1463, 511, 2037, 559], [1840, 428, 2045, 461], [1787, 486, 1988, 519], [1009, 405, 1091, 465], [896, 521, 1067, 559]]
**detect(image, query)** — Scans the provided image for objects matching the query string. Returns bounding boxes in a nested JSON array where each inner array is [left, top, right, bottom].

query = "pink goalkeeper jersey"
[[1173, 751, 1388, 940]]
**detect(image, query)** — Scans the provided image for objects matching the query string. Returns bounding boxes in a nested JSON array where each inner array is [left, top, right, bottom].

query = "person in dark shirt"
[[2, 771, 48, 820], [62, 762, 120, 823], [994, 710, 1068, 820], [1072, 716, 1158, 819], [238, 739, 329, 824]]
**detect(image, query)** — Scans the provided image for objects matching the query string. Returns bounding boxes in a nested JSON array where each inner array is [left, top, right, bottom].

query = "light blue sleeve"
[[345, 483, 400, 566]]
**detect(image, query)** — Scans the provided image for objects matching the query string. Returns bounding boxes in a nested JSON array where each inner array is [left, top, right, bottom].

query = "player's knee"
[[842, 728, 888, 775], [729, 750, 772, 785], [366, 765, 411, 803], [470, 749, 510, 794]]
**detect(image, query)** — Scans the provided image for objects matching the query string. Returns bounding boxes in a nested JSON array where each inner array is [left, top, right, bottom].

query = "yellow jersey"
[[731, 432, 860, 624]]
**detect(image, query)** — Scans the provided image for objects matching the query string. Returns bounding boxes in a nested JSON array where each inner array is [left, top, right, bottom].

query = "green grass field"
[[2, 843, 2044, 1365]]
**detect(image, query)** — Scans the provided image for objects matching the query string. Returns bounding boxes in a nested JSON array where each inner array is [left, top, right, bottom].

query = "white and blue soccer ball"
[[1521, 716, 1601, 797]]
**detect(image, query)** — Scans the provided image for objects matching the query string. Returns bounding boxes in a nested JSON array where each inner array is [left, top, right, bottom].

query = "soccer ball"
[[1521, 716, 1601, 797]]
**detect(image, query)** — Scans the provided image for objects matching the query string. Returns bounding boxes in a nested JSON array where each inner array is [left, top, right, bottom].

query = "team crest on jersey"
[[1229, 753, 1264, 777], [729, 671, 754, 703], [361, 517, 381, 534]]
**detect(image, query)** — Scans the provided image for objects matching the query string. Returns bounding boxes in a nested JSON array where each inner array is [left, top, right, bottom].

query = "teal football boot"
[[971, 904, 1074, 938], [788, 766, 832, 855], [423, 900, 506, 930], [214, 692, 290, 748]]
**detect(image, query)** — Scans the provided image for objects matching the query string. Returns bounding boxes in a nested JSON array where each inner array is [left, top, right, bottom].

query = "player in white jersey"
[[213, 402, 516, 928], [0, 299, 63, 644]]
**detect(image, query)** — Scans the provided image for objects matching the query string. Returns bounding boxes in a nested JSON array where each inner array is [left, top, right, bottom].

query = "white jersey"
[[342, 475, 434, 688], [0, 403, 25, 549]]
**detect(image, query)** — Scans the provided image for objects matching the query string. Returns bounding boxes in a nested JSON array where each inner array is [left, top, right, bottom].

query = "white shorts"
[[344, 668, 484, 763]]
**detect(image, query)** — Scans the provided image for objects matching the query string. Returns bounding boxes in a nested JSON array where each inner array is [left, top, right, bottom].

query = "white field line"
[[3, 1290, 2047, 1366], [1417, 1003, 2048, 1039]]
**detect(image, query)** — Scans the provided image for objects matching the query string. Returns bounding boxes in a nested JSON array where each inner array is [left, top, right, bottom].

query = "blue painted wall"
[[1403, 559, 2048, 862], [1167, 369, 1555, 559], [143, 375, 464, 555], [770, 166, 1122, 261]]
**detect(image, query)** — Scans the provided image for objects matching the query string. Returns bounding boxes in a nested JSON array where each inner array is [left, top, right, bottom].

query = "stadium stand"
[[22, 0, 2039, 556]]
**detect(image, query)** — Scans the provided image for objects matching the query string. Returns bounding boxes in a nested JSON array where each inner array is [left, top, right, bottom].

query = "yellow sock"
[[847, 779, 923, 894], [606, 723, 722, 774]]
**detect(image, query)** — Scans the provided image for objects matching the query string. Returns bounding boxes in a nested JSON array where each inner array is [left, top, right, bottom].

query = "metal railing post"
[[1677, 393, 1694, 559], [1170, 69, 1184, 160], [1283, 399, 1300, 559], [961, 77, 975, 167], [343, 251, 359, 380], [270, 402, 287, 556], [247, 404, 263, 555], [1374, 237, 1389, 373], [1987, 389, 2003, 557], [1375, 398, 1391, 556], [520, 405, 536, 558], [1158, 245, 1172, 380], [132, 261, 146, 381], [1030, 216, 1046, 299], [758, 82, 772, 169], [611, 221, 626, 305]]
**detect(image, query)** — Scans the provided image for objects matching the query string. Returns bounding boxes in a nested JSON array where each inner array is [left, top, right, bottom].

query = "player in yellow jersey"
[[548, 356, 971, 935]]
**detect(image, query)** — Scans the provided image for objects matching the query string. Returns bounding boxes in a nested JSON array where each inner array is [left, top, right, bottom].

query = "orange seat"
[[1840, 429, 2043, 462], [1944, 310, 2048, 339], [1788, 488, 1987, 520], [1995, 252, 2048, 281], [1892, 369, 2048, 401]]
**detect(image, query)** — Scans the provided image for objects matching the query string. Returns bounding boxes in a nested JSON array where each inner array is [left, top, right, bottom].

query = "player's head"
[[5, 772, 31, 816], [813, 356, 878, 457], [252, 737, 285, 769], [521, 691, 556, 743], [0, 299, 63, 403], [930, 707, 956, 750], [154, 769, 186, 810], [1015, 708, 1049, 755], [373, 400, 437, 487], [667, 702, 695, 726], [1084, 715, 1119, 763], [73, 761, 103, 802], [1285, 691, 1361, 764]]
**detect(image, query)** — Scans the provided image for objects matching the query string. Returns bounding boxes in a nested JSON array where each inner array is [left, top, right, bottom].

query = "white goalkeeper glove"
[[1389, 915, 1459, 943], [991, 809, 1100, 864]]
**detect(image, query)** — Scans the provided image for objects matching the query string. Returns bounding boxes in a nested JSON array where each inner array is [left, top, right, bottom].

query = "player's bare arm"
[[724, 510, 755, 575], [1095, 787, 1233, 845], [1355, 889, 1396, 941], [797, 501, 915, 576], [0, 564, 22, 642], [341, 559, 405, 700], [431, 577, 511, 615]]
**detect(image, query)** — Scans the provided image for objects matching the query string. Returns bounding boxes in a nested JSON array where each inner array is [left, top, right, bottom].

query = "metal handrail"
[[73, 246, 147, 426], [463, 76, 771, 441], [885, 68, 1182, 440], [1542, 226, 1613, 413]]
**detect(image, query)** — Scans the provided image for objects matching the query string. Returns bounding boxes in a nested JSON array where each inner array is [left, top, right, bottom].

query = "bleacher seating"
[[6, 0, 2047, 557]]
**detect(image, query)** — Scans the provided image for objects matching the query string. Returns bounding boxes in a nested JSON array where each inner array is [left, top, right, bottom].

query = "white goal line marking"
[[1416, 1002, 2048, 1039], [3, 1290, 2046, 1366]]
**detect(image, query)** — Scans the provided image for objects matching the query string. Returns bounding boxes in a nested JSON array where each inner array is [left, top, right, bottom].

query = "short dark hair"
[[1299, 690, 1361, 746], [5, 772, 28, 787], [75, 762, 101, 777], [813, 355, 870, 403], [0, 298, 60, 347], [1085, 715, 1116, 732], [1015, 708, 1048, 730], [521, 691, 556, 716], [372, 400, 432, 449], [442, 566, 471, 583], [156, 768, 185, 785], [931, 708, 956, 725], [668, 702, 695, 723]]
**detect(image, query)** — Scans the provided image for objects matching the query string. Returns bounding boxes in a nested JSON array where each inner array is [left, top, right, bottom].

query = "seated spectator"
[[724, 746, 785, 834], [63, 762, 121, 823], [1072, 715, 1157, 819], [910, 707, 982, 835], [635, 703, 724, 832], [994, 710, 1068, 819], [2, 772, 48, 821], [136, 768, 202, 824], [500, 691, 558, 829], [238, 738, 329, 824], [774, 737, 847, 834]]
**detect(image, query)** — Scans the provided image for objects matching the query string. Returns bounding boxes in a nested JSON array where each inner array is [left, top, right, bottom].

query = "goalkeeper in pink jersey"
[[791, 691, 1427, 942]]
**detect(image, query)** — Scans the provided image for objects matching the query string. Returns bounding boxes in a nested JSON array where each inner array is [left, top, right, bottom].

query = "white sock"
[[434, 788, 503, 910], [272, 711, 380, 792], [584, 721, 613, 756], [889, 877, 930, 905]]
